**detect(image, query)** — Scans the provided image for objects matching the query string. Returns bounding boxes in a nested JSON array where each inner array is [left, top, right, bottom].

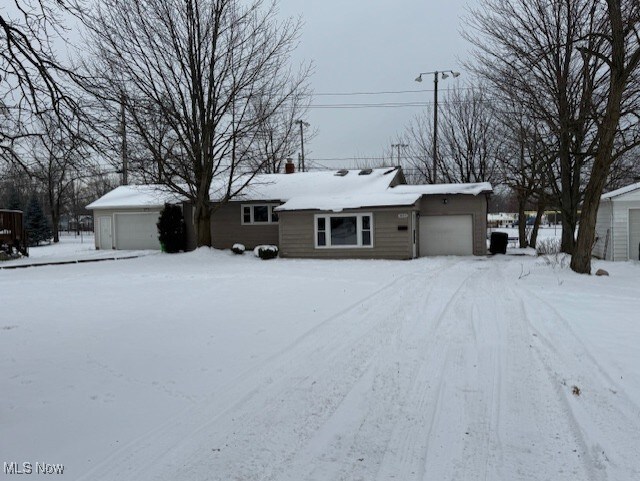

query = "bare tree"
[[571, 0, 640, 273], [494, 98, 552, 247], [82, 0, 310, 246], [12, 109, 92, 242], [464, 0, 610, 254], [402, 86, 501, 185], [0, 1, 84, 163]]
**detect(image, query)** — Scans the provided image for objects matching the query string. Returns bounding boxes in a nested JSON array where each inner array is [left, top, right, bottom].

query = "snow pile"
[[391, 182, 492, 196], [275, 192, 422, 212], [253, 244, 278, 259]]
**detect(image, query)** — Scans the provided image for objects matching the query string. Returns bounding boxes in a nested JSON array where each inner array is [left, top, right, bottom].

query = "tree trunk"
[[529, 200, 546, 249], [560, 214, 576, 254], [517, 196, 528, 248], [570, 0, 630, 275], [194, 198, 212, 247], [51, 209, 60, 243]]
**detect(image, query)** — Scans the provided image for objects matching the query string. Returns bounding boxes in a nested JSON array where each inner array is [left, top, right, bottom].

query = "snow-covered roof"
[[601, 182, 640, 200], [87, 170, 492, 212], [390, 182, 493, 196], [86, 185, 184, 210], [210, 168, 402, 202], [275, 193, 422, 212], [87, 168, 402, 209]]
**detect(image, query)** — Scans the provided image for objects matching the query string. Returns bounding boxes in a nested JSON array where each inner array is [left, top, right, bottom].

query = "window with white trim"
[[315, 213, 373, 248], [241, 204, 279, 224]]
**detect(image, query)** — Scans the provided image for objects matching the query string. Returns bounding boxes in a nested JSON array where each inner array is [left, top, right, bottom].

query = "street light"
[[415, 70, 460, 183], [391, 143, 408, 166]]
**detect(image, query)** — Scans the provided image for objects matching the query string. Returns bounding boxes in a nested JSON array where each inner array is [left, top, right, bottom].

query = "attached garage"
[[419, 214, 473, 256], [594, 182, 640, 261], [276, 181, 491, 259], [87, 185, 182, 251]]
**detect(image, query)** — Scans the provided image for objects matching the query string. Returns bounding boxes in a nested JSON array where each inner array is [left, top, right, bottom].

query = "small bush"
[[536, 238, 561, 256], [157, 203, 186, 253], [253, 244, 278, 260], [232, 243, 246, 255]]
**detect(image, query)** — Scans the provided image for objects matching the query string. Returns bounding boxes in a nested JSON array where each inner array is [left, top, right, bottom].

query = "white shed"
[[87, 185, 183, 250], [593, 181, 640, 261]]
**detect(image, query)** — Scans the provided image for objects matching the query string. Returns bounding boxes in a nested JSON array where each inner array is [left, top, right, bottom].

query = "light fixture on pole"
[[414, 70, 460, 183], [391, 143, 408, 166], [296, 119, 310, 172]]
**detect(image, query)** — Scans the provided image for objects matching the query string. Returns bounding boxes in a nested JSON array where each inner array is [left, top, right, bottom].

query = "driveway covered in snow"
[[1, 251, 639, 480]]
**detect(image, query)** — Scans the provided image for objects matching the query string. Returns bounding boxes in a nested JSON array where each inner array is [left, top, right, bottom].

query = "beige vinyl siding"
[[593, 200, 612, 259], [278, 207, 416, 259], [210, 201, 279, 249], [418, 195, 487, 256]]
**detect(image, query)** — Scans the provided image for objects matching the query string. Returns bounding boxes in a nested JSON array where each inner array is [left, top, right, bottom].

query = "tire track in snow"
[[76, 258, 458, 481], [513, 281, 640, 481]]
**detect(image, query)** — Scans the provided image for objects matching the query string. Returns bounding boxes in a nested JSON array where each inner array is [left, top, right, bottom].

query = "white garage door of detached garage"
[[114, 212, 161, 250], [420, 214, 473, 256]]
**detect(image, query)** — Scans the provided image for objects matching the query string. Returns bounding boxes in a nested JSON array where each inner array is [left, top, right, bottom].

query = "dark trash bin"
[[490, 232, 509, 255]]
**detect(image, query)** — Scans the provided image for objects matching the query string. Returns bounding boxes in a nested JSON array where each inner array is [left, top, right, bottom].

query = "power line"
[[308, 99, 496, 109], [312, 87, 474, 96]]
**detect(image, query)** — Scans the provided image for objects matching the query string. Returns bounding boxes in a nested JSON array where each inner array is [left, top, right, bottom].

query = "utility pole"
[[296, 119, 310, 172], [432, 72, 439, 183], [120, 93, 128, 185], [391, 143, 408, 166], [415, 70, 460, 183]]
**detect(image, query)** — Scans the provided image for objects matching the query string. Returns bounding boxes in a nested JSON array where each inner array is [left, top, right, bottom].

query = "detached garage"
[[594, 181, 640, 261], [87, 185, 182, 250]]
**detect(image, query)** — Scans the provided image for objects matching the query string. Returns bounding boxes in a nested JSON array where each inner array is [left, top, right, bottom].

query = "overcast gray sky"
[[277, 0, 471, 169]]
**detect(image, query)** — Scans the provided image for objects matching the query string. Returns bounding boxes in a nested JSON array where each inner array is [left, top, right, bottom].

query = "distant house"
[[594, 181, 640, 261], [87, 166, 493, 258]]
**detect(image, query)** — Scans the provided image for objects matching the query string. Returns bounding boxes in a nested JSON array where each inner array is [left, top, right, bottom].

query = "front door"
[[98, 216, 113, 249]]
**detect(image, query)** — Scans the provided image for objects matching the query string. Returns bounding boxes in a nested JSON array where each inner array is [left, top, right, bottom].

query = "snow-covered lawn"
[[1, 248, 639, 480], [1, 233, 156, 267]]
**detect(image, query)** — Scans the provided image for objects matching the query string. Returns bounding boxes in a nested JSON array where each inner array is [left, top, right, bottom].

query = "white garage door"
[[115, 212, 161, 250], [420, 215, 473, 256], [629, 209, 640, 261]]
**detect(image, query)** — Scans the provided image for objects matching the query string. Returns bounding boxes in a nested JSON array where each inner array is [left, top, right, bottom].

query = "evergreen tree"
[[157, 203, 185, 253], [25, 194, 52, 246], [7, 186, 22, 211]]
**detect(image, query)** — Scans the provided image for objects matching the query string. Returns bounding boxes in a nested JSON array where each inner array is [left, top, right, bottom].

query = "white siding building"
[[594, 182, 640, 261]]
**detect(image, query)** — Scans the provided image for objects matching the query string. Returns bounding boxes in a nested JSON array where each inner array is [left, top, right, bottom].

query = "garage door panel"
[[420, 215, 473, 256], [115, 213, 161, 250]]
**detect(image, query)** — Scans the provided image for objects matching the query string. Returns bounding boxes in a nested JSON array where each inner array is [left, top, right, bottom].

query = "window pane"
[[253, 205, 269, 222], [362, 231, 371, 246], [331, 216, 357, 245], [271, 208, 279, 223], [243, 207, 251, 223], [317, 232, 326, 246], [362, 215, 370, 230], [317, 217, 325, 231]]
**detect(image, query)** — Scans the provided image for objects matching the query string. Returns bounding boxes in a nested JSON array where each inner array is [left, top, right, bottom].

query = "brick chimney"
[[285, 158, 295, 174]]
